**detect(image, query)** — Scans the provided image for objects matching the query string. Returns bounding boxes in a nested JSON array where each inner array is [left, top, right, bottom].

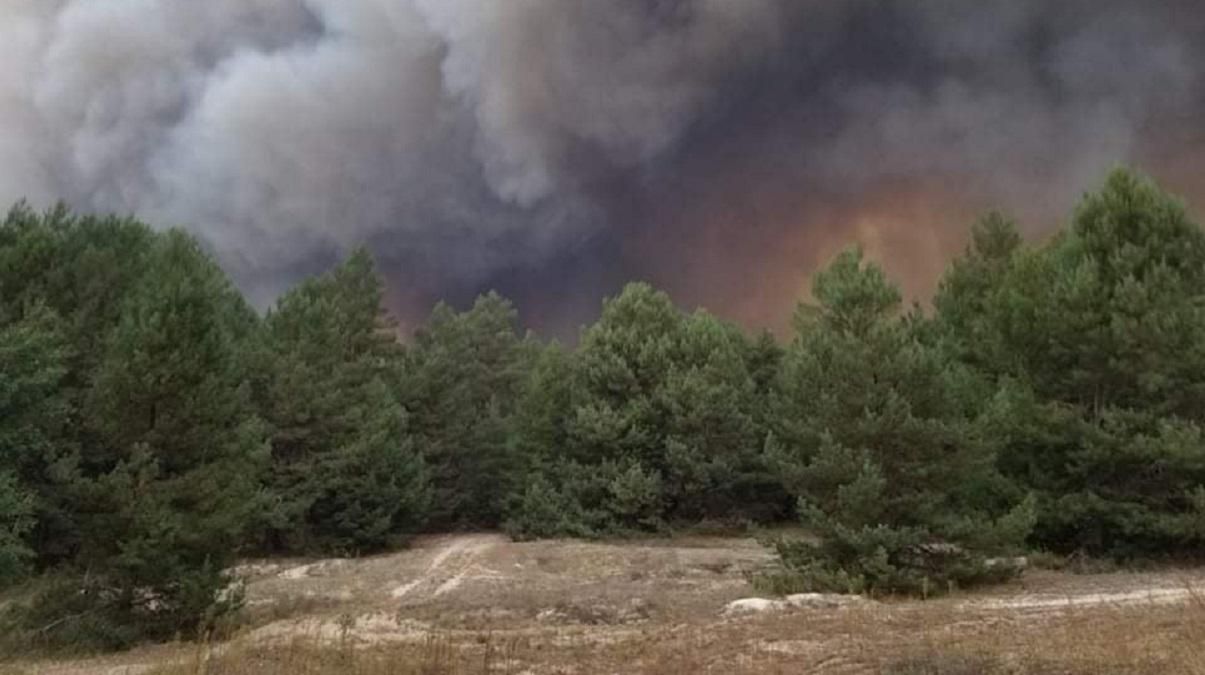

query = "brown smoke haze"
[[2, 1, 1204, 336]]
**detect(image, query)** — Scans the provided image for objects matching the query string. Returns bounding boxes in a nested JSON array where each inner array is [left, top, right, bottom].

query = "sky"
[[3, 0, 1204, 337]]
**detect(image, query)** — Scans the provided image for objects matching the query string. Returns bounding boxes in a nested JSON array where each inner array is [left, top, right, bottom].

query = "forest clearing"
[[10, 533, 1205, 675]]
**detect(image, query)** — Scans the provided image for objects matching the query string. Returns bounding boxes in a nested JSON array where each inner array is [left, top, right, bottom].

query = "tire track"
[[389, 534, 503, 602]]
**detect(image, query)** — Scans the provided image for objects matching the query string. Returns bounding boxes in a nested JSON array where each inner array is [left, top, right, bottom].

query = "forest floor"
[[6, 532, 1205, 674]]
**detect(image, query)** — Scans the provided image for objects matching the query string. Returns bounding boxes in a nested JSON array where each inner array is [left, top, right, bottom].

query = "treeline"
[[2, 169, 1205, 649]]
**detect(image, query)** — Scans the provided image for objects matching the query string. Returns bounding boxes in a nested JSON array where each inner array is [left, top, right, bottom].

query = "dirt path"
[[964, 584, 1201, 613], [388, 534, 503, 601]]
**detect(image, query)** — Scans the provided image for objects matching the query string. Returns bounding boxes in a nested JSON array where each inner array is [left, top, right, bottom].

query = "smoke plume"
[[2, 1, 1204, 334]]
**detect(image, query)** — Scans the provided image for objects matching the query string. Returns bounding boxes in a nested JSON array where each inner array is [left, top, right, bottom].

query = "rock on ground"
[[722, 593, 872, 615]]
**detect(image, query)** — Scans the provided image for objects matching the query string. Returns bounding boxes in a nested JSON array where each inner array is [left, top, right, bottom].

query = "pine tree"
[[509, 283, 772, 536], [262, 249, 429, 554], [941, 170, 1205, 557], [0, 203, 157, 382], [63, 230, 268, 645], [932, 212, 1023, 373], [402, 292, 531, 528], [508, 342, 575, 481], [0, 204, 157, 566], [658, 312, 768, 521], [0, 472, 33, 586], [767, 248, 1032, 595], [0, 305, 75, 574]]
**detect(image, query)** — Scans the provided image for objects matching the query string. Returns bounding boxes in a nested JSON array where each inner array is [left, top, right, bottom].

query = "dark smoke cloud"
[[2, 1, 1204, 335]]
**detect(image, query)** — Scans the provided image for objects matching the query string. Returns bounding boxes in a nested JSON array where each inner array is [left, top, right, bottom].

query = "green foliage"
[[262, 250, 429, 554], [0, 203, 157, 381], [931, 212, 1023, 373], [507, 283, 779, 538], [0, 472, 34, 585], [509, 341, 575, 474], [402, 292, 532, 528], [767, 248, 1032, 595], [4, 166, 1205, 648], [55, 231, 267, 645], [937, 169, 1205, 558], [0, 304, 76, 576], [504, 474, 597, 540], [505, 457, 670, 538], [0, 204, 160, 567]]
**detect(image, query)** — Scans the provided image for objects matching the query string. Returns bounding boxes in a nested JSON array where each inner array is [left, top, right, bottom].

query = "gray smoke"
[[2, 1, 1203, 328]]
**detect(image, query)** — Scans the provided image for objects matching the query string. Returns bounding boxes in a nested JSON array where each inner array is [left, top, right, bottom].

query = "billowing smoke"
[[2, 1, 1204, 334]]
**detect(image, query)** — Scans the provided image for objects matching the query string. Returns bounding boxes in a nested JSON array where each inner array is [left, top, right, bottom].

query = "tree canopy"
[[3, 168, 1205, 650]]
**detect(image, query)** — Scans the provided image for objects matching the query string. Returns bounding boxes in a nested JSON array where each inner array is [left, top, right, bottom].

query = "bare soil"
[[8, 534, 1205, 674]]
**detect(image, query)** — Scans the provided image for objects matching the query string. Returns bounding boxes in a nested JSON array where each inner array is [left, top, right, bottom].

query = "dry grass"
[[109, 590, 1205, 675], [6, 536, 1205, 675]]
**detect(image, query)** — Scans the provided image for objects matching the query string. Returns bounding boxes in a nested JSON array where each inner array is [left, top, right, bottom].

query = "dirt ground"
[[9, 533, 1205, 674]]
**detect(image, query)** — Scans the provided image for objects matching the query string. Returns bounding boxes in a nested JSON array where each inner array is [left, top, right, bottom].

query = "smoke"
[[2, 1, 1204, 333]]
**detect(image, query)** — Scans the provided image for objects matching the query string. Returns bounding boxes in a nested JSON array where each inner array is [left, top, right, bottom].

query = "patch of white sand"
[[968, 586, 1197, 611]]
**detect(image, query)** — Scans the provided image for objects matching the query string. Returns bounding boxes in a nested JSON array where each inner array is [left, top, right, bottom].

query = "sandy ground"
[[238, 532, 776, 636], [9, 533, 1205, 674]]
